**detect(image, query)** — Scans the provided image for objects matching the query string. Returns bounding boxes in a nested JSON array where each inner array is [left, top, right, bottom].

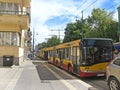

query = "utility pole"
[[50, 29, 64, 40], [117, 6, 120, 41], [81, 10, 84, 39]]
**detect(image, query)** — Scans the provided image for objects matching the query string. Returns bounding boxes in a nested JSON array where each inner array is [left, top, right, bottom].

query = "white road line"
[[49, 64, 93, 88], [44, 64, 77, 90]]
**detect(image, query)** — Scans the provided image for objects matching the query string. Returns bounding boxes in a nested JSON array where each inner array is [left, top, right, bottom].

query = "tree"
[[63, 8, 118, 43], [85, 8, 118, 42], [40, 36, 61, 48], [47, 35, 61, 47], [106, 21, 119, 42], [63, 20, 86, 43], [41, 42, 48, 48]]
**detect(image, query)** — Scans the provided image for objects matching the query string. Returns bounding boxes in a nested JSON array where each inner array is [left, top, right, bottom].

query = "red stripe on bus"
[[80, 71, 105, 77]]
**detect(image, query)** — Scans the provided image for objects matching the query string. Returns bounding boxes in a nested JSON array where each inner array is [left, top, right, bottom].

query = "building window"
[[0, 2, 20, 14], [0, 2, 6, 14], [0, 32, 20, 46]]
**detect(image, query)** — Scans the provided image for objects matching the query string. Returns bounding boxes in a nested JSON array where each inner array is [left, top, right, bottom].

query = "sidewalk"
[[0, 59, 96, 90], [0, 59, 48, 90], [13, 60, 42, 90], [0, 60, 26, 90]]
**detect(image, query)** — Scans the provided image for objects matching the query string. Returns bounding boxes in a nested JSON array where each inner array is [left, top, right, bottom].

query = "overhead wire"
[[82, 0, 98, 11], [73, 0, 98, 20], [61, 0, 120, 40], [101, 1, 120, 19], [106, 1, 120, 11], [67, 0, 88, 19], [64, 0, 98, 22], [59, 0, 88, 28], [61, 0, 99, 34], [61, 0, 120, 29], [72, 0, 88, 14]]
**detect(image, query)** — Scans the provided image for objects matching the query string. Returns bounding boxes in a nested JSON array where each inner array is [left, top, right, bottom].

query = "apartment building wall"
[[0, 0, 31, 66]]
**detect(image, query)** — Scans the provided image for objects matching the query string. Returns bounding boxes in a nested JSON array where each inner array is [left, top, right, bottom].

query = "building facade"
[[0, 0, 31, 66]]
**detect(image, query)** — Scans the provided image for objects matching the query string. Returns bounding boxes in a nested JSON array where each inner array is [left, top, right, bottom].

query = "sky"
[[30, 0, 120, 45]]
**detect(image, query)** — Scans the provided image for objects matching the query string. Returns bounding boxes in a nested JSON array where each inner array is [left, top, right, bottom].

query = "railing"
[[0, 10, 30, 15]]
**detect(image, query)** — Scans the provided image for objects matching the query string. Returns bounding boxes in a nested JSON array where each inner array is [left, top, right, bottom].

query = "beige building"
[[0, 0, 31, 66]]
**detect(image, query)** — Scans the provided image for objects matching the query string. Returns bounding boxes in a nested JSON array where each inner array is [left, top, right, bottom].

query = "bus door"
[[44, 51, 48, 60], [60, 48, 65, 68], [53, 48, 56, 64], [72, 46, 80, 74]]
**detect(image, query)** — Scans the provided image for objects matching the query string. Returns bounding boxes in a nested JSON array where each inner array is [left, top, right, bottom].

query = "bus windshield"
[[81, 39, 113, 66]]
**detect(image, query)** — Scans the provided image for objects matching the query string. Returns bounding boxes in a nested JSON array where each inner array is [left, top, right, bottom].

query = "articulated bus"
[[39, 38, 114, 77]]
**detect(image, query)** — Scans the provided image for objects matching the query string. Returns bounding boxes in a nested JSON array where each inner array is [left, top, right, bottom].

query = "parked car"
[[106, 57, 120, 90]]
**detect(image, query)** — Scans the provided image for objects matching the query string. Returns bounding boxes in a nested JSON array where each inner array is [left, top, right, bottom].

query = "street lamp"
[[32, 28, 38, 59], [32, 28, 35, 58]]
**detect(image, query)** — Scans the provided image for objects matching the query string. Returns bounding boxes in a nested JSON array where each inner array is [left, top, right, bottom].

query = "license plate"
[[97, 74, 104, 76]]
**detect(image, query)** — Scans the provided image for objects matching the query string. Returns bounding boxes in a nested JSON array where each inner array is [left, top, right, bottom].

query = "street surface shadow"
[[33, 61, 78, 81], [33, 61, 106, 81], [33, 62, 58, 80]]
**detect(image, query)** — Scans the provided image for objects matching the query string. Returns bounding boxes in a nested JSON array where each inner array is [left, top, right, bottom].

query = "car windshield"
[[113, 58, 120, 66]]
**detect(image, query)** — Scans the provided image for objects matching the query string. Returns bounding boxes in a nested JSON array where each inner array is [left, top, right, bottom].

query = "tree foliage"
[[41, 35, 61, 48], [41, 42, 47, 48], [63, 20, 85, 42], [47, 36, 60, 47], [85, 8, 118, 40], [63, 8, 118, 43]]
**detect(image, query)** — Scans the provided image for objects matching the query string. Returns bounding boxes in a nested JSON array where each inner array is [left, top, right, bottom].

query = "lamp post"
[[32, 28, 39, 59], [50, 29, 64, 42], [32, 28, 35, 58]]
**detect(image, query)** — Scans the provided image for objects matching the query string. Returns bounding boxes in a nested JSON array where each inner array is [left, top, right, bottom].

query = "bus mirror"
[[112, 46, 115, 51], [80, 46, 82, 50], [80, 43, 83, 50]]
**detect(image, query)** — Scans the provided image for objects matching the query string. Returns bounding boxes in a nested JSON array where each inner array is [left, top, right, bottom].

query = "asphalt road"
[[33, 60, 109, 90], [33, 60, 94, 90]]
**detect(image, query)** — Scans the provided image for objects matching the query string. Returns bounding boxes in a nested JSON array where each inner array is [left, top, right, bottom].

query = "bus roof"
[[55, 39, 80, 49], [82, 38, 112, 41]]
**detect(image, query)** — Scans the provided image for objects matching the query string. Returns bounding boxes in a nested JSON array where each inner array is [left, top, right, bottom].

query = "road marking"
[[44, 64, 77, 90], [49, 64, 93, 88]]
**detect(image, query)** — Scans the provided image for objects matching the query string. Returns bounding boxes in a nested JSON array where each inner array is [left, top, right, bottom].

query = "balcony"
[[0, 0, 31, 7], [0, 10, 30, 30]]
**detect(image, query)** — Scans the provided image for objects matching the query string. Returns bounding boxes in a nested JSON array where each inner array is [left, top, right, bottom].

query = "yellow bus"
[[40, 38, 114, 77], [44, 47, 55, 64]]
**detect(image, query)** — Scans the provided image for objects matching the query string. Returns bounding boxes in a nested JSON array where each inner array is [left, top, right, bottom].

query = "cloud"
[[31, 0, 119, 44], [31, 0, 80, 43]]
